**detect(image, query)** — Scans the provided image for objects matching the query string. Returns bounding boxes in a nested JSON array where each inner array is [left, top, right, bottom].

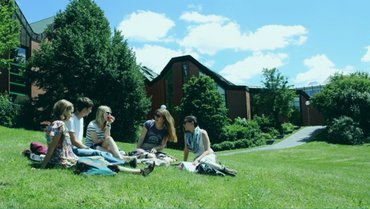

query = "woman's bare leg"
[[102, 136, 123, 159], [108, 161, 155, 176]]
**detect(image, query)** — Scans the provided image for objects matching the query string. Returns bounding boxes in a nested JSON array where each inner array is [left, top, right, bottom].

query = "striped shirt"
[[85, 120, 105, 148]]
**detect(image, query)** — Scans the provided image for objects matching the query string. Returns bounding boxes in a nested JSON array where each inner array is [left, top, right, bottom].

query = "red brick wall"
[[226, 90, 251, 120], [300, 96, 325, 125]]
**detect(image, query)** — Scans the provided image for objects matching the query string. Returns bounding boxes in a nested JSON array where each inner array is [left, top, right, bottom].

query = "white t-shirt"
[[66, 114, 84, 142]]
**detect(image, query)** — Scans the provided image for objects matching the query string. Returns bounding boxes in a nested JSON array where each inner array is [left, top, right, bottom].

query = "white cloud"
[[220, 52, 288, 85], [180, 11, 229, 24], [187, 4, 203, 12], [118, 10, 175, 42], [133, 44, 185, 74], [241, 25, 307, 51], [361, 46, 370, 62], [179, 12, 307, 55], [294, 54, 354, 86], [179, 21, 244, 55]]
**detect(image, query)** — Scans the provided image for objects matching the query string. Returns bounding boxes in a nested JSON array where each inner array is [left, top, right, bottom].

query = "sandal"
[[140, 161, 155, 176], [128, 157, 137, 168]]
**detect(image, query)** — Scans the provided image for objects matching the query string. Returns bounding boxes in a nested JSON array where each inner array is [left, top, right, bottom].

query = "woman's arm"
[[193, 130, 214, 164], [151, 136, 168, 153], [104, 123, 111, 139], [136, 127, 148, 149], [90, 130, 104, 145], [41, 131, 63, 169]]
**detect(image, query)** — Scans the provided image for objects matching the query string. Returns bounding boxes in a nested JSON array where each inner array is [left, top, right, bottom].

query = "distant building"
[[0, 1, 52, 102], [142, 55, 251, 122], [296, 86, 325, 125]]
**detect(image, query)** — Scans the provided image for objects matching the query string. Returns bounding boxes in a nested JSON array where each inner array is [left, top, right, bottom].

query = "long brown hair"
[[155, 108, 177, 143]]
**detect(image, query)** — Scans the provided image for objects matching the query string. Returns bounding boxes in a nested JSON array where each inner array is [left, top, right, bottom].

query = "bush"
[[253, 114, 272, 132], [327, 116, 364, 145], [220, 118, 262, 142], [0, 93, 20, 127], [267, 127, 280, 138], [211, 141, 235, 151], [282, 122, 297, 134]]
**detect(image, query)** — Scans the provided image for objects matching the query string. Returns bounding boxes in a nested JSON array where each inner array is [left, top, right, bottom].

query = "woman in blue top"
[[136, 108, 177, 160]]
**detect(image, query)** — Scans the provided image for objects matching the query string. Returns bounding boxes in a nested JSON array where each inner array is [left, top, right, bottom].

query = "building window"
[[9, 47, 27, 99], [293, 97, 300, 111], [217, 85, 226, 102]]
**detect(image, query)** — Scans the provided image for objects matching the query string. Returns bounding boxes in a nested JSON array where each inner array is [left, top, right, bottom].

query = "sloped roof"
[[30, 16, 55, 34], [150, 55, 249, 91], [140, 66, 158, 82]]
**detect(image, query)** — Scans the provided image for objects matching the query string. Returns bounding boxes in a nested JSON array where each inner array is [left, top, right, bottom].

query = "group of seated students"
[[40, 97, 237, 177]]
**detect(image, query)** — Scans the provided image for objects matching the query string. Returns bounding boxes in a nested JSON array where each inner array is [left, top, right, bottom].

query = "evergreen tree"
[[29, 0, 111, 121], [176, 75, 229, 144], [0, 0, 20, 68], [29, 0, 149, 140], [105, 31, 150, 141]]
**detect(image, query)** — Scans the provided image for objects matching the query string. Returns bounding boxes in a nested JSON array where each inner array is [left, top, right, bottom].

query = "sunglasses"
[[105, 112, 112, 115], [154, 113, 162, 118], [183, 120, 191, 125]]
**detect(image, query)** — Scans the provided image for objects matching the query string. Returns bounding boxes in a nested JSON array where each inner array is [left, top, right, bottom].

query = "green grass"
[[0, 126, 369, 208]]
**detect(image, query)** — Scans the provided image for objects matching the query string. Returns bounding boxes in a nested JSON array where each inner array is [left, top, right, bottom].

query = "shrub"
[[0, 93, 20, 127], [220, 118, 262, 142], [327, 116, 364, 145], [253, 114, 272, 132], [267, 127, 280, 138], [261, 132, 272, 140], [220, 124, 245, 141], [252, 136, 266, 147], [211, 141, 235, 151], [234, 139, 251, 149], [282, 122, 297, 134]]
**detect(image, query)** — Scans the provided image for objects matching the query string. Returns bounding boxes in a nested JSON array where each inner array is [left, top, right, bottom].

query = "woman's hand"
[[192, 159, 199, 166], [106, 115, 115, 124]]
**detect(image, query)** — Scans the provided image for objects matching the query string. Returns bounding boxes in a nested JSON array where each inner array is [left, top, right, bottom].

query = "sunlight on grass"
[[0, 126, 369, 208]]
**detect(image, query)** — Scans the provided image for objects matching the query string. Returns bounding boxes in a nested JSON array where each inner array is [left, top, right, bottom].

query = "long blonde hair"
[[52, 99, 73, 121], [155, 108, 177, 143], [95, 105, 111, 129]]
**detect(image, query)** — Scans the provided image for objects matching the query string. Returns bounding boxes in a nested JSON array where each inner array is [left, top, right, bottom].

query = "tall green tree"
[[29, 0, 149, 140], [0, 0, 20, 68], [30, 0, 111, 120], [176, 75, 229, 144], [253, 68, 296, 129], [104, 30, 150, 141], [311, 72, 370, 138]]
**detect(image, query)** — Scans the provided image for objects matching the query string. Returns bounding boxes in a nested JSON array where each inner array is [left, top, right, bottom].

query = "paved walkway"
[[218, 126, 325, 156]]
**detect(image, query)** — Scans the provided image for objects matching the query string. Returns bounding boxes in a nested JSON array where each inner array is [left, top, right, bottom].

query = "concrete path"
[[218, 125, 325, 156]]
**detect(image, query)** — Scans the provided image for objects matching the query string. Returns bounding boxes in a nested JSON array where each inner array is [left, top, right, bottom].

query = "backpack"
[[30, 142, 48, 155], [75, 157, 116, 176]]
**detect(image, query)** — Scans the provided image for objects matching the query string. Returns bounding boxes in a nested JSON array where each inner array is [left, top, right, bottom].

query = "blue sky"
[[16, 0, 370, 87]]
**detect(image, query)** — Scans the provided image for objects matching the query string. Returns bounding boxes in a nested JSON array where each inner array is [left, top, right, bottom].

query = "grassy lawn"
[[0, 126, 369, 208]]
